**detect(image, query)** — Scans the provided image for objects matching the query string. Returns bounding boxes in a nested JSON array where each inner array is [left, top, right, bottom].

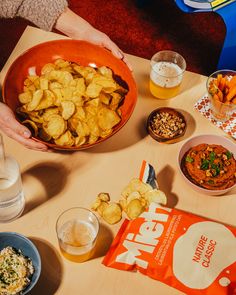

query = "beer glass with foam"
[[150, 51, 186, 99], [56, 207, 99, 263]]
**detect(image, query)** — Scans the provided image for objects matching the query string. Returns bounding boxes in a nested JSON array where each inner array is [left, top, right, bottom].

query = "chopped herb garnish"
[[208, 180, 214, 184], [201, 159, 209, 170], [185, 155, 194, 163], [226, 151, 232, 159], [211, 163, 220, 176], [209, 151, 216, 163]]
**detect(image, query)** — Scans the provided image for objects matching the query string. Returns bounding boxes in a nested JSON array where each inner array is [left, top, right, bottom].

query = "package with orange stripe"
[[102, 161, 236, 295]]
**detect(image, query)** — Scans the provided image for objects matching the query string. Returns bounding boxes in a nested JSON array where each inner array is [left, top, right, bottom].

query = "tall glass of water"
[[0, 134, 25, 222]]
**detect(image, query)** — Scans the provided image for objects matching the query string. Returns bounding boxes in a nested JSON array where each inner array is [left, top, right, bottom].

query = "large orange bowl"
[[2, 39, 137, 150]]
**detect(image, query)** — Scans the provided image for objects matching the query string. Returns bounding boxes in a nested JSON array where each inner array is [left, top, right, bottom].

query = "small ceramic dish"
[[147, 107, 186, 143], [0, 232, 41, 294]]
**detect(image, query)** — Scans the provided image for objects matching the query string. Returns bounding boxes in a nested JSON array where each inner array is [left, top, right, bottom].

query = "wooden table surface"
[[0, 26, 235, 295]]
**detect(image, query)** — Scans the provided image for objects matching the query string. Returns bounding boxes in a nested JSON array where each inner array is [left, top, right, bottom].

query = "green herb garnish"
[[186, 155, 194, 163], [225, 151, 232, 159], [211, 163, 220, 176], [208, 180, 214, 184], [201, 159, 209, 170], [209, 151, 216, 163]]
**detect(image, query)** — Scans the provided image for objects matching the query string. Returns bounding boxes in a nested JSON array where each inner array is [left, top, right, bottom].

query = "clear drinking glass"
[[150, 50, 186, 99], [207, 69, 236, 121], [0, 134, 25, 223], [56, 207, 99, 263]]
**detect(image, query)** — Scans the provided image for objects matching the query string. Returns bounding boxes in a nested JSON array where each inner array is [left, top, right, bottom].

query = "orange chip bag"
[[103, 161, 236, 295]]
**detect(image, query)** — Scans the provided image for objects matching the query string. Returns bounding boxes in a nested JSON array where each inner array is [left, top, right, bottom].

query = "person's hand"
[[0, 102, 48, 151], [55, 8, 132, 70]]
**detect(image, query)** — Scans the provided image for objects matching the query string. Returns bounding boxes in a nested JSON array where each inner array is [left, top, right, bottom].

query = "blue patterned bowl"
[[0, 232, 41, 294]]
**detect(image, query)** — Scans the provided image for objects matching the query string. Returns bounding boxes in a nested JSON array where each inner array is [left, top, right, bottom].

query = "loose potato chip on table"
[[91, 178, 167, 224]]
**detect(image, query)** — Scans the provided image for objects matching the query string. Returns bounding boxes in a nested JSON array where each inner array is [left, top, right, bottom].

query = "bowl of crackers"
[[2, 40, 137, 150], [146, 107, 186, 143]]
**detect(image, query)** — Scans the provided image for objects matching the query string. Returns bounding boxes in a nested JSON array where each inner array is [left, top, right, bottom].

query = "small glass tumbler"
[[149, 50, 186, 99], [207, 69, 236, 122], [56, 207, 99, 263]]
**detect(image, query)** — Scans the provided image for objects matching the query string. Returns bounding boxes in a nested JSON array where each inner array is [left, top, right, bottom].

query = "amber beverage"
[[150, 51, 186, 99], [56, 207, 99, 263]]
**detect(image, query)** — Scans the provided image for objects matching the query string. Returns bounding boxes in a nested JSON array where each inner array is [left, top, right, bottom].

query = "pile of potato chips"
[[91, 178, 167, 224], [17, 59, 128, 147]]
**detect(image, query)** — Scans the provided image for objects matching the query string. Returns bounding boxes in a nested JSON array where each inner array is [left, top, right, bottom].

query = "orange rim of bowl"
[[2, 40, 138, 150]]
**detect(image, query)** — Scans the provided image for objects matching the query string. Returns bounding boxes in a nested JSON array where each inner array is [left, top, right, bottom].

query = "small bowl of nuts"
[[146, 107, 186, 143]]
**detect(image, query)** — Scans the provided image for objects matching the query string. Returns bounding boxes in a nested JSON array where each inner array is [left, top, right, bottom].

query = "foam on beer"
[[150, 61, 183, 88]]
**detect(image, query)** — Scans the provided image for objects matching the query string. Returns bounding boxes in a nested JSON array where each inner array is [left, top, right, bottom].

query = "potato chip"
[[70, 96, 84, 107], [73, 107, 86, 121], [126, 199, 145, 220], [43, 114, 66, 139], [91, 199, 102, 211], [76, 121, 90, 137], [99, 92, 112, 105], [39, 77, 49, 90], [48, 70, 73, 87], [38, 128, 52, 142], [97, 192, 110, 202], [122, 178, 152, 198], [42, 107, 59, 121], [29, 113, 44, 124], [88, 134, 99, 144], [54, 58, 70, 69], [18, 91, 32, 104], [74, 78, 86, 96], [74, 136, 86, 146], [73, 64, 96, 78], [97, 201, 109, 217], [98, 66, 113, 78], [144, 189, 167, 205], [41, 63, 56, 75], [49, 81, 63, 90], [92, 76, 117, 92], [99, 129, 113, 138], [54, 130, 75, 146], [126, 191, 142, 204], [61, 101, 75, 120], [87, 117, 100, 137], [110, 93, 123, 111], [86, 83, 102, 98], [102, 203, 122, 225], [97, 107, 121, 130], [26, 89, 43, 111], [35, 90, 55, 110]]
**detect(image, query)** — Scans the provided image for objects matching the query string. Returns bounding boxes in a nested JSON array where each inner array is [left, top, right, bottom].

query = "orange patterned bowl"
[[2, 40, 137, 150]]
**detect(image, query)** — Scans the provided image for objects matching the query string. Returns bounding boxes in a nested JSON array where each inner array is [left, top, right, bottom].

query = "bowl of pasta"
[[2, 40, 137, 150]]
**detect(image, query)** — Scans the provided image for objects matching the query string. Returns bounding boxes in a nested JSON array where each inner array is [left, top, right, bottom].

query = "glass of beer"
[[149, 50, 186, 99], [56, 207, 99, 263]]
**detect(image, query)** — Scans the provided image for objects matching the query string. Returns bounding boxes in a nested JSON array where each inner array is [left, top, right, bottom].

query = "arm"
[[0, 0, 129, 64], [0, 0, 130, 151]]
